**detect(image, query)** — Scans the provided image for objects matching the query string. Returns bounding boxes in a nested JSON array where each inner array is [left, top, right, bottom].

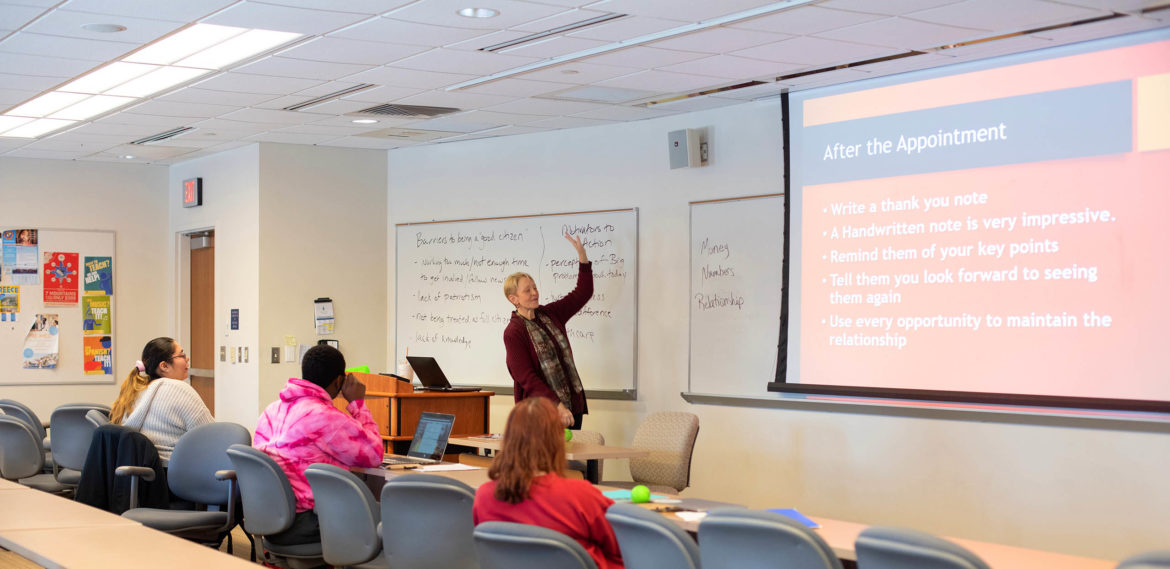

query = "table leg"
[[586, 460, 599, 484]]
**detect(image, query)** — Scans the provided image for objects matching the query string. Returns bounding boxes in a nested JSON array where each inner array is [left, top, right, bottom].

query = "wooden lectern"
[[336, 372, 494, 453]]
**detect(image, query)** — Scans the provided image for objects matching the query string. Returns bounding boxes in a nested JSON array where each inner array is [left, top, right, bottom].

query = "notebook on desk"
[[406, 356, 482, 392], [382, 412, 455, 466]]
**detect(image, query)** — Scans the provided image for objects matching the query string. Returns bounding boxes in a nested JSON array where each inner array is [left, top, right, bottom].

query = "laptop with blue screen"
[[382, 412, 455, 466]]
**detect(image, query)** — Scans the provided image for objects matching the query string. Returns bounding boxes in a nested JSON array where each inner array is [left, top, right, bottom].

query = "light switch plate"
[[271, 347, 280, 363], [220, 346, 226, 362]]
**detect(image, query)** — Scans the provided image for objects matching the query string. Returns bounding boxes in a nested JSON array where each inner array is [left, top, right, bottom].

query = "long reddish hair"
[[488, 397, 566, 504]]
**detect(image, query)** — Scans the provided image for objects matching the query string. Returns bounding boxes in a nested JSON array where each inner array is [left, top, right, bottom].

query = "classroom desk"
[[449, 436, 649, 483], [0, 525, 259, 569], [0, 478, 30, 491], [0, 489, 139, 533]]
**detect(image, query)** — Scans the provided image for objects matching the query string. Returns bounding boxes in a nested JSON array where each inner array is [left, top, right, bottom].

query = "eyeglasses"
[[170, 352, 188, 362]]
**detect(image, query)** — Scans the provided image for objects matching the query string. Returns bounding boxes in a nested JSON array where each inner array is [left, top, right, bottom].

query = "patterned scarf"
[[522, 311, 584, 409]]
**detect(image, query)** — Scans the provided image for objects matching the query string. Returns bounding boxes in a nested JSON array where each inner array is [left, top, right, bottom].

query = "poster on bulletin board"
[[0, 229, 115, 384]]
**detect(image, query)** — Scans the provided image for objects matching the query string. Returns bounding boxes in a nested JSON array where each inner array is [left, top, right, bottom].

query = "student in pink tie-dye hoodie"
[[254, 344, 383, 545]]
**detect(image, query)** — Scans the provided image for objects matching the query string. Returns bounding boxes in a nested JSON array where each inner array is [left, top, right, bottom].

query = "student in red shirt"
[[472, 397, 624, 569]]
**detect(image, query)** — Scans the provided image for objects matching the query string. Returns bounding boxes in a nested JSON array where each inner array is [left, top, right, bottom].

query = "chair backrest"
[[629, 411, 699, 492], [167, 422, 250, 505], [84, 409, 110, 428], [570, 430, 605, 480], [0, 416, 45, 480], [381, 473, 479, 569], [225, 444, 297, 536], [855, 526, 990, 569], [699, 508, 843, 569], [48, 403, 110, 471], [304, 463, 381, 567], [474, 521, 598, 569], [1117, 551, 1170, 569], [606, 502, 700, 569], [0, 399, 47, 441]]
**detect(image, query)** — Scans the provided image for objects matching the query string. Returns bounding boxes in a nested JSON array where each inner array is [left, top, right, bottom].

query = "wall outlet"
[[220, 346, 226, 362], [243, 347, 249, 363], [271, 347, 280, 363]]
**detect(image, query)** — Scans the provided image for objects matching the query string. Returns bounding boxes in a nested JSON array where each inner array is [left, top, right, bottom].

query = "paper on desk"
[[416, 463, 481, 472], [674, 511, 708, 523], [602, 489, 668, 501]]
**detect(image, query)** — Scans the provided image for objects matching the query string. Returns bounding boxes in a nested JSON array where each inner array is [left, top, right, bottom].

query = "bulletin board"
[[0, 228, 116, 385]]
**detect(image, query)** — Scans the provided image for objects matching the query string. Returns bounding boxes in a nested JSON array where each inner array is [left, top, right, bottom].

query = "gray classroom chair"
[[1117, 551, 1170, 569], [0, 399, 50, 458], [48, 403, 109, 487], [381, 473, 479, 569], [304, 463, 387, 569], [0, 415, 45, 482], [121, 422, 251, 550], [601, 411, 699, 494], [567, 429, 604, 481], [226, 444, 323, 568], [606, 502, 701, 569], [474, 521, 598, 569], [699, 508, 843, 569], [855, 526, 990, 569], [84, 409, 110, 428]]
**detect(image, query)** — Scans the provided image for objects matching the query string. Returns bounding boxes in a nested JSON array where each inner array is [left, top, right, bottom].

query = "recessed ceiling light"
[[457, 7, 499, 18], [122, 154, 135, 159], [83, 23, 127, 33], [2, 118, 76, 138], [352, 118, 378, 124]]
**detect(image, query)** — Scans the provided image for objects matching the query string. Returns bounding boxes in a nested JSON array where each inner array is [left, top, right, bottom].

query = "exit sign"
[[182, 177, 202, 208]]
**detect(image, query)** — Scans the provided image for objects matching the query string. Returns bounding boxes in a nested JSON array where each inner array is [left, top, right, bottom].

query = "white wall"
[[0, 157, 169, 418], [257, 143, 387, 408], [169, 145, 260, 428], [386, 100, 1170, 560]]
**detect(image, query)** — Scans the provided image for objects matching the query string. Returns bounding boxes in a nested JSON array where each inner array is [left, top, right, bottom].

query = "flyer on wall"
[[82, 295, 111, 334], [23, 313, 59, 369], [43, 251, 79, 304], [83, 256, 113, 295], [83, 335, 113, 375], [2, 229, 40, 286], [0, 284, 18, 322]]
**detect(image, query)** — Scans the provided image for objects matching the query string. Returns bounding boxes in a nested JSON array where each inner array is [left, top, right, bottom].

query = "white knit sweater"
[[122, 378, 214, 461]]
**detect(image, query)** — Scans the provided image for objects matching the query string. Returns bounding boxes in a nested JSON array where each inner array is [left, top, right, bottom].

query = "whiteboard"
[[395, 209, 638, 393], [689, 196, 784, 396], [0, 228, 116, 385]]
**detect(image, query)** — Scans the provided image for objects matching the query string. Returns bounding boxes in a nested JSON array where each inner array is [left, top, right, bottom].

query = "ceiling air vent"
[[130, 126, 195, 145], [349, 104, 461, 119], [282, 83, 377, 111]]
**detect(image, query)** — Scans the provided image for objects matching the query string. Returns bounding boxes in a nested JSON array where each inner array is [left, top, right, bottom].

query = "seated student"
[[254, 344, 383, 545], [110, 337, 213, 461], [473, 397, 624, 569]]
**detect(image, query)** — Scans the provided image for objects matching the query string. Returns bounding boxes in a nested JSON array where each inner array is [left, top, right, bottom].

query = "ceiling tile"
[[450, 109, 551, 126], [255, 0, 415, 15], [20, 136, 119, 152], [496, 35, 609, 59], [391, 48, 539, 75], [709, 81, 785, 100], [730, 5, 887, 35], [97, 111, 193, 127], [646, 27, 791, 54], [345, 66, 477, 89], [816, 17, 985, 49], [596, 69, 728, 93], [234, 56, 374, 80], [332, 17, 494, 46], [0, 73, 61, 93], [854, 52, 956, 75], [24, 10, 183, 43], [276, 36, 429, 65], [509, 8, 615, 33], [818, 0, 966, 16], [658, 54, 806, 79], [305, 114, 417, 128], [907, 0, 1109, 31], [275, 123, 372, 136], [157, 87, 278, 107], [484, 97, 608, 116], [593, 0, 785, 23], [319, 135, 418, 149], [219, 107, 318, 125], [393, 89, 517, 110], [0, 32, 138, 62], [245, 131, 340, 144], [384, 0, 566, 30], [445, 124, 551, 141], [0, 4, 49, 29], [0, 52, 96, 79], [253, 96, 375, 114], [648, 94, 746, 112], [0, 87, 39, 107], [459, 77, 566, 97], [180, 119, 270, 137], [61, 0, 238, 22], [339, 83, 427, 103], [931, 34, 1051, 60], [124, 99, 239, 118], [570, 104, 679, 121], [522, 115, 616, 128], [731, 36, 901, 67], [780, 67, 872, 88], [396, 115, 499, 133], [71, 120, 167, 136], [192, 72, 325, 95], [203, 2, 370, 35], [5, 148, 92, 159], [446, 30, 531, 51], [583, 46, 709, 68], [514, 61, 641, 85], [566, 15, 686, 41], [1030, 13, 1168, 42]]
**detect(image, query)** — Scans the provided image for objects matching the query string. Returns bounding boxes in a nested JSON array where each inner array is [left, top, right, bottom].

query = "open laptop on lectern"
[[406, 356, 481, 392], [382, 412, 455, 466]]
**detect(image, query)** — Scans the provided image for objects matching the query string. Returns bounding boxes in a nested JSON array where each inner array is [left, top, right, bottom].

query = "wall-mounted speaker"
[[668, 128, 702, 169]]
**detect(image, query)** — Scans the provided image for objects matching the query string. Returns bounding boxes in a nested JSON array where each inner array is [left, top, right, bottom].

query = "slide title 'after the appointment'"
[[823, 122, 1008, 160]]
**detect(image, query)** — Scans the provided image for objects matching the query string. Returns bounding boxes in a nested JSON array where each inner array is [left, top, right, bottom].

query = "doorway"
[[187, 231, 215, 413]]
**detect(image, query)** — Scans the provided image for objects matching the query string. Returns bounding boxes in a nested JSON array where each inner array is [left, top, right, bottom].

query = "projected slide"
[[784, 30, 1170, 406]]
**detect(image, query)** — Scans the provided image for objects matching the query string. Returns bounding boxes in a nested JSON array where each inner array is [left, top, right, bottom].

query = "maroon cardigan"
[[503, 262, 592, 414]]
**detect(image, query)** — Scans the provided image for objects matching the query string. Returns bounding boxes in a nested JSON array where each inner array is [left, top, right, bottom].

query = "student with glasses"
[[109, 337, 213, 461]]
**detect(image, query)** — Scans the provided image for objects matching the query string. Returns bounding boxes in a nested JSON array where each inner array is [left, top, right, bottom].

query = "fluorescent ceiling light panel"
[[49, 94, 136, 120], [447, 0, 818, 90], [124, 24, 245, 65], [7, 92, 89, 118], [0, 116, 34, 135], [177, 29, 303, 69], [60, 62, 158, 95], [106, 66, 211, 97], [1, 118, 76, 138]]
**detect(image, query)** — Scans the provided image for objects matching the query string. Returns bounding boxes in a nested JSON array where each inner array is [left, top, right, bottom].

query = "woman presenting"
[[503, 233, 591, 429]]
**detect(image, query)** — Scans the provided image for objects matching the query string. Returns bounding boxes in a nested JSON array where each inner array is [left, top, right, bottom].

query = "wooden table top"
[[450, 436, 650, 461]]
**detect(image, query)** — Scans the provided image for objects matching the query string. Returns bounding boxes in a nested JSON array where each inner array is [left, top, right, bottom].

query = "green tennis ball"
[[564, 428, 573, 442], [630, 485, 651, 503]]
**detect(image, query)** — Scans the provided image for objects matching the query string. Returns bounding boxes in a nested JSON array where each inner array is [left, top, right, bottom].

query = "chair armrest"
[[115, 466, 156, 482], [214, 469, 236, 481]]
